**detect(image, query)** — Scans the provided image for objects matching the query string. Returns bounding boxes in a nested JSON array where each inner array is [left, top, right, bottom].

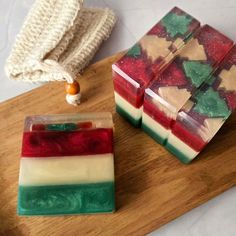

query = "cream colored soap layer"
[[114, 92, 142, 120], [167, 133, 199, 160], [142, 112, 169, 140], [19, 154, 114, 186]]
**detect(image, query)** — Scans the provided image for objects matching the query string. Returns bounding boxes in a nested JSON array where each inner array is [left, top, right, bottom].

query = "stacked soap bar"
[[18, 113, 115, 215], [166, 46, 236, 163], [113, 7, 200, 126], [142, 25, 234, 145]]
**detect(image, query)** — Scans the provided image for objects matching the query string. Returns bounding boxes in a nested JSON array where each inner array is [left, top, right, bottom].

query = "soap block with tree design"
[[112, 7, 200, 126], [18, 113, 115, 215], [166, 46, 236, 163], [142, 25, 233, 144]]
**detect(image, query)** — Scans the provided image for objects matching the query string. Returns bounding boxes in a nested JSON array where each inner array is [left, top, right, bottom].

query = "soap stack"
[[142, 25, 233, 145], [166, 46, 236, 163], [18, 113, 115, 215], [113, 7, 200, 126], [112, 6, 236, 163]]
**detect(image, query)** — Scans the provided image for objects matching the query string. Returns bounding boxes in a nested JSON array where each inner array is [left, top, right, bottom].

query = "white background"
[[1, 0, 236, 235]]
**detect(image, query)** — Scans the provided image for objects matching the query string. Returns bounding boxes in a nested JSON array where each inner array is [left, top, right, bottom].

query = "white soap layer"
[[114, 92, 142, 120], [167, 133, 199, 161], [19, 154, 114, 186], [142, 112, 169, 141]]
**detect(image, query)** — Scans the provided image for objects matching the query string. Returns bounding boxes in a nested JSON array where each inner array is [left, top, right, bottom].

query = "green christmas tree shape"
[[205, 75, 216, 86], [46, 123, 77, 131], [161, 13, 192, 37], [183, 61, 213, 88], [193, 87, 230, 118], [127, 44, 141, 57]]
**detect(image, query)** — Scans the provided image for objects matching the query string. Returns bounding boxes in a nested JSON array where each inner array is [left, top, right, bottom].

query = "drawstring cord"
[[35, 59, 81, 105]]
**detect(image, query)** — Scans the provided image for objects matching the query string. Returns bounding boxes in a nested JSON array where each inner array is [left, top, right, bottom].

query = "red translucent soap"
[[22, 129, 113, 157], [143, 25, 234, 129], [21, 113, 114, 157], [171, 46, 236, 152], [113, 7, 200, 109]]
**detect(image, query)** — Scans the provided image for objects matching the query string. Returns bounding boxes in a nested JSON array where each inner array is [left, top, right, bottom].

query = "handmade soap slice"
[[166, 46, 236, 163], [142, 25, 233, 144], [18, 113, 115, 216], [112, 7, 200, 126]]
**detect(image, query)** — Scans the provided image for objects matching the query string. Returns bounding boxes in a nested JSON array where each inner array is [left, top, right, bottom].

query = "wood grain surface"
[[0, 52, 236, 236]]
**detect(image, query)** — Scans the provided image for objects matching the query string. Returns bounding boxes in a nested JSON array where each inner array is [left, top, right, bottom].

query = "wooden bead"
[[65, 81, 80, 95]]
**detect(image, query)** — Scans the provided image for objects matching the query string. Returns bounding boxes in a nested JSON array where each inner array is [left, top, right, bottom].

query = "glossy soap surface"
[[144, 25, 234, 128], [22, 129, 113, 157], [168, 46, 236, 162], [19, 183, 115, 216], [18, 113, 115, 216], [113, 6, 200, 109]]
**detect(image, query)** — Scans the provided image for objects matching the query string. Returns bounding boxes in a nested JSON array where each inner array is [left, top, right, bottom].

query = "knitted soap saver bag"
[[5, 0, 116, 105]]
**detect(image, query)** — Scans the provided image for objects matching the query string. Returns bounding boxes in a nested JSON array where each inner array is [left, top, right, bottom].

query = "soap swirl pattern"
[[19, 182, 114, 215]]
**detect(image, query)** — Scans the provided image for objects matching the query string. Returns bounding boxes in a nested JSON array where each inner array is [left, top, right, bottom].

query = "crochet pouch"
[[5, 0, 116, 105]]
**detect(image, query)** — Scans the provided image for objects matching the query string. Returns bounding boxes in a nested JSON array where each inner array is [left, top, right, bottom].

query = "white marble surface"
[[0, 0, 236, 235]]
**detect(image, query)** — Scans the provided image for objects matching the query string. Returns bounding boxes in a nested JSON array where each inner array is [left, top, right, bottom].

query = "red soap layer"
[[143, 97, 172, 129], [77, 122, 93, 129], [157, 60, 188, 87], [224, 92, 236, 110], [171, 121, 206, 152], [31, 124, 46, 131], [21, 129, 113, 157], [115, 56, 154, 88], [198, 25, 234, 64], [113, 71, 144, 108]]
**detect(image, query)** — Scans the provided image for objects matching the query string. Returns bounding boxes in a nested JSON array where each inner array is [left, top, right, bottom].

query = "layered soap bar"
[[18, 113, 115, 215], [166, 46, 236, 163], [142, 25, 233, 144], [113, 7, 200, 126]]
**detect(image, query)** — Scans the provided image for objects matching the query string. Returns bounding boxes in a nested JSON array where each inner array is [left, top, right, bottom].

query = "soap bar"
[[142, 25, 233, 144], [166, 46, 236, 163], [18, 113, 115, 215], [112, 7, 200, 126]]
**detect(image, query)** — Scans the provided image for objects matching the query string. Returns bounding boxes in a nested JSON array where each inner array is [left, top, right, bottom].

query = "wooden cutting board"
[[0, 52, 236, 236]]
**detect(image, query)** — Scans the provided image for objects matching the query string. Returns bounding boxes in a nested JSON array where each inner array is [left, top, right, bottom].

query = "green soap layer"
[[141, 123, 165, 145], [46, 123, 78, 131], [18, 182, 115, 216], [116, 104, 141, 127], [165, 142, 191, 164]]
